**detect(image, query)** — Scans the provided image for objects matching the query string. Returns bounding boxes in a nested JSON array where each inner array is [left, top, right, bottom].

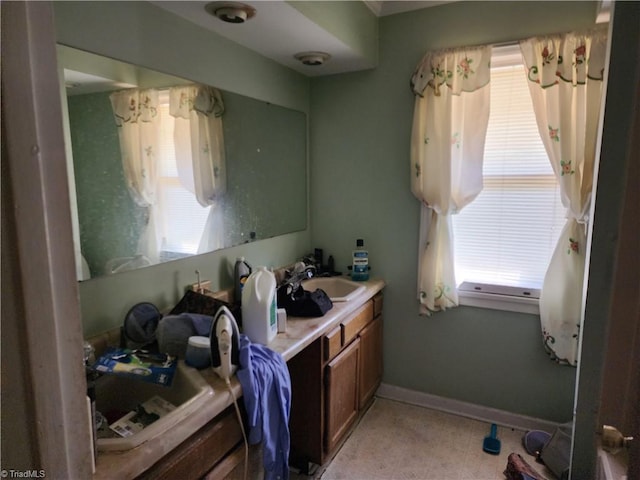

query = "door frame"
[[597, 6, 640, 473], [571, 1, 640, 477], [2, 1, 93, 476]]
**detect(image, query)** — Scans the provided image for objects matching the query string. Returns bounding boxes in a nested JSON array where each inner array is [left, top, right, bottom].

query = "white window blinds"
[[452, 58, 566, 291], [156, 96, 210, 255]]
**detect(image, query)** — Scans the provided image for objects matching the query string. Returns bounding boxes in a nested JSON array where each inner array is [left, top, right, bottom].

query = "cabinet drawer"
[[341, 301, 373, 346], [373, 292, 384, 317], [137, 406, 242, 480], [324, 326, 342, 362], [204, 442, 262, 480]]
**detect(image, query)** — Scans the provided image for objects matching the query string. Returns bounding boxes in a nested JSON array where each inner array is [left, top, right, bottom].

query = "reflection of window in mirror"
[[156, 91, 210, 260]]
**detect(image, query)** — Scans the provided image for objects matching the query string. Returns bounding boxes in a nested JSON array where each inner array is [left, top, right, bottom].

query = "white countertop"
[[93, 277, 385, 479]]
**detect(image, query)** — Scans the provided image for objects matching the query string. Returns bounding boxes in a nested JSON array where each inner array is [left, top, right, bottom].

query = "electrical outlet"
[[191, 280, 211, 293]]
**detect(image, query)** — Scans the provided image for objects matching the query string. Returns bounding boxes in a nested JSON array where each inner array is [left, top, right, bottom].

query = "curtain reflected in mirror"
[[60, 46, 307, 280]]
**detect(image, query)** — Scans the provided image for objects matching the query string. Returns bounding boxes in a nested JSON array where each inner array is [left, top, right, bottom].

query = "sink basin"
[[95, 361, 213, 451], [302, 276, 366, 302]]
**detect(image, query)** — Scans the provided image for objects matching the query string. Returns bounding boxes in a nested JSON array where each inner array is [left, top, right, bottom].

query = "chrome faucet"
[[279, 261, 316, 294]]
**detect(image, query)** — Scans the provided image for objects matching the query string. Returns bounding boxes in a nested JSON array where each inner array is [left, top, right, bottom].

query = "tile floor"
[[307, 397, 554, 480]]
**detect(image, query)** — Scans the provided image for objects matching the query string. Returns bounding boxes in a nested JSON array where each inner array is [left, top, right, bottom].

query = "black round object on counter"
[[123, 302, 161, 348]]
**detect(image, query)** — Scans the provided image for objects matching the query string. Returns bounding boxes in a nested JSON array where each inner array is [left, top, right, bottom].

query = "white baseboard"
[[376, 383, 562, 433]]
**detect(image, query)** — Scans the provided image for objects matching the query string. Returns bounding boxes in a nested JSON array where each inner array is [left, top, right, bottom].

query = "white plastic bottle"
[[241, 267, 277, 345]]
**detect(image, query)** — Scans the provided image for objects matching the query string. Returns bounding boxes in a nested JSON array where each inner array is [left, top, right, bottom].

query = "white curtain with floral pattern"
[[520, 28, 608, 365], [109, 88, 161, 264], [169, 85, 227, 253], [410, 45, 492, 315]]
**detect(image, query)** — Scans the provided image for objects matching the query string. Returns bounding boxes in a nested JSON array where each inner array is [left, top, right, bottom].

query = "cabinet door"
[[325, 337, 360, 454], [288, 338, 324, 467], [359, 314, 383, 409]]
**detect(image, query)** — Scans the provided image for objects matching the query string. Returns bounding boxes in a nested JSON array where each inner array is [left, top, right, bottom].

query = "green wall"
[[308, 1, 599, 422], [54, 1, 311, 336]]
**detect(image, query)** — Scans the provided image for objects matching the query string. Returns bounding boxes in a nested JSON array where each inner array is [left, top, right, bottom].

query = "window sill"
[[458, 289, 540, 315]]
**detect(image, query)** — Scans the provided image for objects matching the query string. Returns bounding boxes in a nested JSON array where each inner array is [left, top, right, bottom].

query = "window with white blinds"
[[452, 52, 566, 297], [156, 95, 210, 257]]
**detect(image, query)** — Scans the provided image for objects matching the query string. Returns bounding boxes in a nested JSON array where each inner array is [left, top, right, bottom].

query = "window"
[[155, 92, 210, 259], [452, 47, 566, 312]]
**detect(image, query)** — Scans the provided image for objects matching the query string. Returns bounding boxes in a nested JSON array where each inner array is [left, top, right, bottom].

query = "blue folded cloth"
[[237, 334, 291, 480]]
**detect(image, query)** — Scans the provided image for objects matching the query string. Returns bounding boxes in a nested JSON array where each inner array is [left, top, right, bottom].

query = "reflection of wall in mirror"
[[223, 93, 307, 248], [67, 88, 307, 278]]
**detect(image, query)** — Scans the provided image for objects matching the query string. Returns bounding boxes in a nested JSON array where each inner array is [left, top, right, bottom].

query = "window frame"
[[458, 281, 541, 314]]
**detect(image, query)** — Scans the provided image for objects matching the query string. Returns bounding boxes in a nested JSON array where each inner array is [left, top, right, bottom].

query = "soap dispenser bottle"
[[234, 257, 252, 306], [351, 239, 369, 281]]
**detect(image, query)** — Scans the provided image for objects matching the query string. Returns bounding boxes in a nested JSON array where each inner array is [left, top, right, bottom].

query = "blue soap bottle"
[[351, 239, 369, 281]]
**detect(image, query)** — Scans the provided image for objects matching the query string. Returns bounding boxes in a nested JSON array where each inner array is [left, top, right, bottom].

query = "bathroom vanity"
[[90, 277, 385, 479], [288, 291, 384, 471]]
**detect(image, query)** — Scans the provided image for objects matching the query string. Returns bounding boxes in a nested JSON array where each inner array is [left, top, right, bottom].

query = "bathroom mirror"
[[59, 46, 307, 280]]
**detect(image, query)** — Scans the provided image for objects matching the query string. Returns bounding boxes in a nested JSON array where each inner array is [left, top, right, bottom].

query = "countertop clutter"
[[93, 277, 385, 479]]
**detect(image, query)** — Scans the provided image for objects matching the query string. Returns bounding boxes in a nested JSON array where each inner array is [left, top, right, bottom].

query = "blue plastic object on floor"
[[483, 423, 501, 455]]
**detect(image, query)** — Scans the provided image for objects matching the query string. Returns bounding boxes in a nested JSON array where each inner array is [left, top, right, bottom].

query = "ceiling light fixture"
[[294, 51, 331, 66], [205, 1, 256, 24]]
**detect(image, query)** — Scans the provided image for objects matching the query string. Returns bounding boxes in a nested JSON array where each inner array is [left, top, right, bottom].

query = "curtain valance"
[[411, 46, 492, 97], [169, 84, 225, 119], [110, 88, 159, 126], [522, 28, 608, 88]]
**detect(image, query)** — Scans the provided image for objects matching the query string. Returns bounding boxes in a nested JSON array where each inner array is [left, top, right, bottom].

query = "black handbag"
[[277, 283, 333, 317], [170, 289, 242, 326]]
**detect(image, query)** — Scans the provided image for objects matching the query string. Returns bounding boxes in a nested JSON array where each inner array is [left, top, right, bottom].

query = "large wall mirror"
[[59, 46, 307, 281]]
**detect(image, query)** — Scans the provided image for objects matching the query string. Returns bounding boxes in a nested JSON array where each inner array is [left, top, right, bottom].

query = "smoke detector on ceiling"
[[205, 2, 256, 24], [294, 51, 331, 66]]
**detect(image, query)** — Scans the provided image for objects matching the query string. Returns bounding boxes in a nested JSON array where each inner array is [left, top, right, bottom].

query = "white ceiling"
[[150, 1, 449, 76], [63, 69, 137, 95]]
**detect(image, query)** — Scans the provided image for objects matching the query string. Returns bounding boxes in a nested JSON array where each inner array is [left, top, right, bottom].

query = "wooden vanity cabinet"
[[136, 406, 243, 480], [288, 291, 383, 471], [137, 291, 383, 478]]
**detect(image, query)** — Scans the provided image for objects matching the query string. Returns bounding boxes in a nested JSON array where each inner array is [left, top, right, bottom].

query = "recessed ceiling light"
[[294, 51, 331, 66], [205, 1, 256, 24]]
